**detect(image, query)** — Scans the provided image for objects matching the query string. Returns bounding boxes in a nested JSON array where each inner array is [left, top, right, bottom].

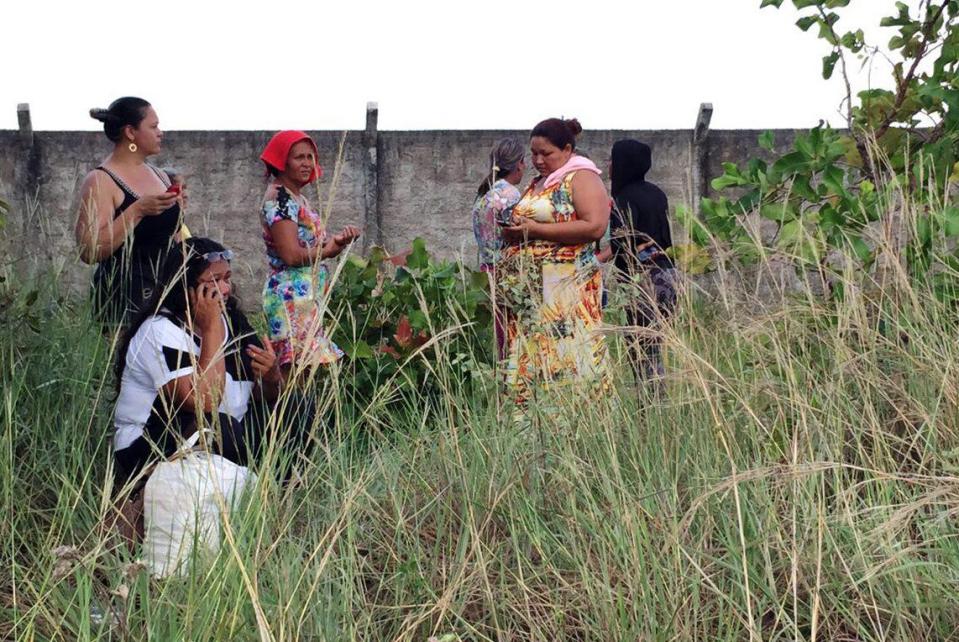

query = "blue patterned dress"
[[472, 178, 521, 269]]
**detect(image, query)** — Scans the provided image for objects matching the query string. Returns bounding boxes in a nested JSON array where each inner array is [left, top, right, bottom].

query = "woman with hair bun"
[[498, 118, 611, 412], [75, 97, 183, 325]]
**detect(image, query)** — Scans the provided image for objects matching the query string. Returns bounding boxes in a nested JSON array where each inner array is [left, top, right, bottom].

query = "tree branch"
[[874, 0, 950, 141]]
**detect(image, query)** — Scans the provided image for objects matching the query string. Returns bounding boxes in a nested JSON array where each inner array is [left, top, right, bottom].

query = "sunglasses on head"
[[201, 250, 234, 263]]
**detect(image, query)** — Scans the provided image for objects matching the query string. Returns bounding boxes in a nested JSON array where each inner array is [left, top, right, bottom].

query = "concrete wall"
[[0, 122, 795, 301]]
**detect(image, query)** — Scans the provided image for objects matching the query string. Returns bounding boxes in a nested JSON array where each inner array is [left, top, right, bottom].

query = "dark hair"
[[114, 237, 240, 392], [89, 97, 151, 143], [476, 138, 525, 198], [530, 117, 582, 151]]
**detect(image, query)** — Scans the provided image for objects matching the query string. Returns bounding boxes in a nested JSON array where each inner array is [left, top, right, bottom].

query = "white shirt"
[[113, 313, 255, 451]]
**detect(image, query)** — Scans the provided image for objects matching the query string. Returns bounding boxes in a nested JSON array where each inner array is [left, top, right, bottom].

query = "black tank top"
[[91, 165, 182, 325], [95, 165, 181, 256]]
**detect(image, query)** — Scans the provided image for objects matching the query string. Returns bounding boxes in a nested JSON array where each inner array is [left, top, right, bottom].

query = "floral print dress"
[[497, 172, 610, 410], [261, 183, 343, 367], [472, 178, 521, 270]]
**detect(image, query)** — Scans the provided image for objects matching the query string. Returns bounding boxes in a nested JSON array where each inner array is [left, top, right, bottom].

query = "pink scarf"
[[542, 155, 601, 189]]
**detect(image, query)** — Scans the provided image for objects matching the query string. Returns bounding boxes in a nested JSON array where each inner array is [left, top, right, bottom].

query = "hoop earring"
[[128, 142, 138, 153]]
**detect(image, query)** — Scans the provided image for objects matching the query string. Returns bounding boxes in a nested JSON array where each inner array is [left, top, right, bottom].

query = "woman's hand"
[[324, 225, 362, 258], [247, 337, 281, 384], [133, 192, 179, 218], [501, 217, 539, 244], [189, 282, 224, 333], [333, 225, 362, 247]]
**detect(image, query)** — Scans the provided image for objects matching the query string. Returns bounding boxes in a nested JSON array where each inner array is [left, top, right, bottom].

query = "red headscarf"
[[260, 130, 323, 183]]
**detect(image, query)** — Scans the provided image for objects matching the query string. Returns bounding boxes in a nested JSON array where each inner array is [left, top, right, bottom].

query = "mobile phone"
[[637, 247, 655, 262], [495, 205, 515, 227]]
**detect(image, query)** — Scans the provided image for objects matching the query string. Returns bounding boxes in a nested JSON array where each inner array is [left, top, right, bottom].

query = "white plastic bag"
[[142, 450, 256, 577]]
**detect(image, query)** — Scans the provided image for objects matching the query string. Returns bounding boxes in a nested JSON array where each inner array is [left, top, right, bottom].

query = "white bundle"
[[142, 451, 256, 577]]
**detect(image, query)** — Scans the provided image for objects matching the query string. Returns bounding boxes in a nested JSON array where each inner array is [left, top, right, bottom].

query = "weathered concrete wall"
[[0, 124, 796, 301]]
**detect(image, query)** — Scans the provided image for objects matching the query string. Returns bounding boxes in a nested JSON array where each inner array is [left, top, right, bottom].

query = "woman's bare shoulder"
[[79, 167, 120, 198]]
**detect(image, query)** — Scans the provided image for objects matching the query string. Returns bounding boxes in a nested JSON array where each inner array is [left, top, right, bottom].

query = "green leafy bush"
[[681, 0, 959, 304], [329, 238, 494, 407]]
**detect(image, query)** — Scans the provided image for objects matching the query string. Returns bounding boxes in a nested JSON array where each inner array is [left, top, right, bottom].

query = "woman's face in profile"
[[530, 136, 572, 177], [129, 106, 163, 155]]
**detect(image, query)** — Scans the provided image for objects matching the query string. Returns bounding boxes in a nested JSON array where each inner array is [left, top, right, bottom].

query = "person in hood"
[[605, 139, 679, 385], [259, 131, 361, 375]]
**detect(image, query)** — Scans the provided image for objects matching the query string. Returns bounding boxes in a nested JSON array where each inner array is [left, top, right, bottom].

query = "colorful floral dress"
[[261, 184, 343, 367], [497, 172, 610, 410], [472, 179, 521, 270]]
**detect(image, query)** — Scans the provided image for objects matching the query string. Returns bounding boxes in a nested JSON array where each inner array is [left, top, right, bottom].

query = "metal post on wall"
[[17, 103, 33, 147], [691, 102, 713, 215], [362, 101, 381, 249]]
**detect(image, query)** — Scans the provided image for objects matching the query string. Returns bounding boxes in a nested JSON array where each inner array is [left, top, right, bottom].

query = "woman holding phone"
[[76, 97, 183, 325], [112, 237, 282, 482], [497, 118, 611, 413]]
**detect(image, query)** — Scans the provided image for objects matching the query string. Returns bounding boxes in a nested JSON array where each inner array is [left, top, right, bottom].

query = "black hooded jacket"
[[609, 139, 673, 274]]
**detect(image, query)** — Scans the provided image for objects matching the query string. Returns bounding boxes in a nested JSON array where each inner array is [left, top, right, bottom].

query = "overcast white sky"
[[0, 0, 920, 132]]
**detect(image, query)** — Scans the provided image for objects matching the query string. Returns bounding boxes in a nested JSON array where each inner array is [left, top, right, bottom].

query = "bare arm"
[[271, 221, 362, 266], [74, 172, 139, 264], [270, 219, 319, 267], [502, 172, 610, 245], [162, 284, 226, 413], [74, 171, 178, 264]]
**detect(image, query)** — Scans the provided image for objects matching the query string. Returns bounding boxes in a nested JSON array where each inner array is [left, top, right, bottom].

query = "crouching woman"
[[112, 237, 281, 483]]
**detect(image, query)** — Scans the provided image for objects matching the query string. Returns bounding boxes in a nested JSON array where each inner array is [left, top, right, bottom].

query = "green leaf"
[[822, 51, 840, 79], [406, 238, 429, 270], [759, 130, 776, 151], [791, 175, 819, 201], [796, 15, 818, 31], [944, 206, 959, 237], [777, 220, 802, 248], [350, 340, 374, 360], [760, 202, 797, 223], [772, 151, 809, 176], [917, 215, 933, 246], [760, 0, 785, 7], [847, 235, 873, 265], [821, 164, 846, 195], [408, 309, 429, 331], [677, 203, 713, 246]]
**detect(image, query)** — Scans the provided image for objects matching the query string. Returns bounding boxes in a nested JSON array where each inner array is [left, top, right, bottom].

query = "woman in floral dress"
[[472, 138, 526, 271], [472, 138, 526, 357], [498, 118, 611, 411], [259, 130, 361, 374]]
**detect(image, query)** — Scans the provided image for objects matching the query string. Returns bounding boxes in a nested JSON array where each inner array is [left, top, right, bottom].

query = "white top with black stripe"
[[113, 313, 256, 451]]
